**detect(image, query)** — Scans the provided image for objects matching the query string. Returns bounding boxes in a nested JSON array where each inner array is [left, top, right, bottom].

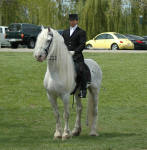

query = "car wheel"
[[28, 39, 35, 49], [86, 44, 92, 49], [111, 44, 119, 50], [11, 42, 18, 49]]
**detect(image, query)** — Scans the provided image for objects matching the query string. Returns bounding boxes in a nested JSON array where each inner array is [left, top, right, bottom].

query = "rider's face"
[[69, 20, 78, 27]]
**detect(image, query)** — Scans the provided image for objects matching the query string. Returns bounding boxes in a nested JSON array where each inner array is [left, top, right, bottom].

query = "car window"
[[58, 30, 63, 35], [126, 35, 144, 40], [23, 24, 29, 28], [106, 34, 114, 39], [125, 36, 132, 40], [9, 24, 22, 31], [131, 35, 143, 40], [5, 28, 8, 32], [95, 34, 105, 40], [102, 34, 108, 39], [0, 28, 2, 33], [115, 33, 127, 39]]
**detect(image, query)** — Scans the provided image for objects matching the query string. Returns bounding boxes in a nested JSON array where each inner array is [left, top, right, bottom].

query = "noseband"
[[44, 33, 53, 56]]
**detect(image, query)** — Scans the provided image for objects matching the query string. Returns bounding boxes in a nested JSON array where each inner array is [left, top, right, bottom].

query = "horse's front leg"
[[47, 92, 62, 139], [72, 90, 82, 136], [61, 94, 71, 140]]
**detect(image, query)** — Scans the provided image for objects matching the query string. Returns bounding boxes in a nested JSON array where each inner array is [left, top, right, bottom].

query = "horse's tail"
[[86, 89, 94, 127]]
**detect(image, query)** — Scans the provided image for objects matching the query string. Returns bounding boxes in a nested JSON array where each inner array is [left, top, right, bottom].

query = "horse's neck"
[[47, 33, 75, 80], [47, 50, 60, 75], [47, 33, 75, 91]]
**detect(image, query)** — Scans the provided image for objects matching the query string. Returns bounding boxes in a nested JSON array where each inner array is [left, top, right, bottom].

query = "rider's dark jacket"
[[62, 26, 86, 62]]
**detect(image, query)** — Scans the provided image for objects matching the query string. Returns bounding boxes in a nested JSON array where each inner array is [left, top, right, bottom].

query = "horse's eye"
[[47, 39, 51, 43]]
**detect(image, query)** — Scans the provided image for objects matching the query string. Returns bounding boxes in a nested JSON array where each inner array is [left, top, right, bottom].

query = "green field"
[[0, 52, 146, 150]]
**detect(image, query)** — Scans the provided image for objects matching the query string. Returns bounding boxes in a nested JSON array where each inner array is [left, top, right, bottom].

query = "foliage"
[[0, 0, 69, 29], [0, 0, 146, 38], [77, 0, 147, 39]]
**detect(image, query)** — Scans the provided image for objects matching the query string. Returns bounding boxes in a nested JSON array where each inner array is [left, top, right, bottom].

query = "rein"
[[44, 33, 53, 56]]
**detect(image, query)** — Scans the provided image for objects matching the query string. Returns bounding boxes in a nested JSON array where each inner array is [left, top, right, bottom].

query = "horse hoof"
[[54, 131, 62, 139], [62, 135, 71, 140], [72, 128, 81, 136], [89, 132, 99, 136], [62, 132, 72, 140], [54, 136, 62, 140], [72, 131, 80, 136]]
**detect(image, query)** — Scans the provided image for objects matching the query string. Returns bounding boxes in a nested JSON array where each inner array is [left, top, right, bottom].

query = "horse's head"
[[34, 27, 53, 62]]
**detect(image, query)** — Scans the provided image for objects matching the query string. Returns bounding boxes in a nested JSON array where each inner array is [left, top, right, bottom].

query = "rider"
[[62, 14, 91, 98]]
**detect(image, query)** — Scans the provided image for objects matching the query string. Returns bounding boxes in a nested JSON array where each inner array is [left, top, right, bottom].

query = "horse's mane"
[[42, 28, 75, 92]]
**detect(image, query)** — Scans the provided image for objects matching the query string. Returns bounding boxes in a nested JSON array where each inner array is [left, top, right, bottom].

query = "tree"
[[0, 0, 146, 36]]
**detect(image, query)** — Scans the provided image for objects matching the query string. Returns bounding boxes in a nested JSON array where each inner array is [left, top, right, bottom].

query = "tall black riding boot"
[[78, 74, 87, 98], [78, 89, 87, 98]]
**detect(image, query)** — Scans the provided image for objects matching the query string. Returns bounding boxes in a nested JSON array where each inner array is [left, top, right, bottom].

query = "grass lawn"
[[0, 52, 147, 150]]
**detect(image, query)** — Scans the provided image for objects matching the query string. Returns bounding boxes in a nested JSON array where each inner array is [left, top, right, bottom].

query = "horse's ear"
[[41, 25, 44, 30], [48, 27, 50, 32]]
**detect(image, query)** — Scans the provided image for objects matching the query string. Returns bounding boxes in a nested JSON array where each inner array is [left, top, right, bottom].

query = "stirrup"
[[78, 90, 87, 98]]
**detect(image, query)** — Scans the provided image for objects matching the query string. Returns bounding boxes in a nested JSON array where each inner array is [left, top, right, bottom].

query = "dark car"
[[143, 36, 147, 39], [143, 36, 147, 48], [6, 23, 41, 48], [57, 30, 63, 36], [143, 36, 147, 41], [125, 34, 147, 50]]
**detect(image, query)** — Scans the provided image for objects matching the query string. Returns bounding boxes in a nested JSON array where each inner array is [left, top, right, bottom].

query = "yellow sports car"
[[86, 32, 134, 50]]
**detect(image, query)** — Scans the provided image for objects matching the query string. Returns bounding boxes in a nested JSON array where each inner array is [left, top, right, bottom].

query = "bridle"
[[44, 33, 53, 56]]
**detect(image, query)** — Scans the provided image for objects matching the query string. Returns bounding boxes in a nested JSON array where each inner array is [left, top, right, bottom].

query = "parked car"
[[86, 32, 134, 50], [6, 23, 41, 48], [125, 34, 147, 50], [57, 30, 63, 35], [143, 36, 147, 46], [143, 36, 147, 40], [0, 26, 10, 47], [143, 36, 147, 49]]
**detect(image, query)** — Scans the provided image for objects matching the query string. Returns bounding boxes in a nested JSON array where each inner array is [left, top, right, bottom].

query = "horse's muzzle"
[[35, 55, 45, 62]]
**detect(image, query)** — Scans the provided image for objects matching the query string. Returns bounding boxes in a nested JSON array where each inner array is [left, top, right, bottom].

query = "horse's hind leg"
[[47, 92, 62, 139], [72, 90, 82, 136], [88, 87, 99, 136]]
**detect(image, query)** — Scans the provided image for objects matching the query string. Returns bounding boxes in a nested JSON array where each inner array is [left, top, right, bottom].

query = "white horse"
[[34, 27, 102, 140]]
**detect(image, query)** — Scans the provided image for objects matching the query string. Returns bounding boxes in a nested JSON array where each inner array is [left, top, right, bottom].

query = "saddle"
[[71, 62, 91, 95]]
